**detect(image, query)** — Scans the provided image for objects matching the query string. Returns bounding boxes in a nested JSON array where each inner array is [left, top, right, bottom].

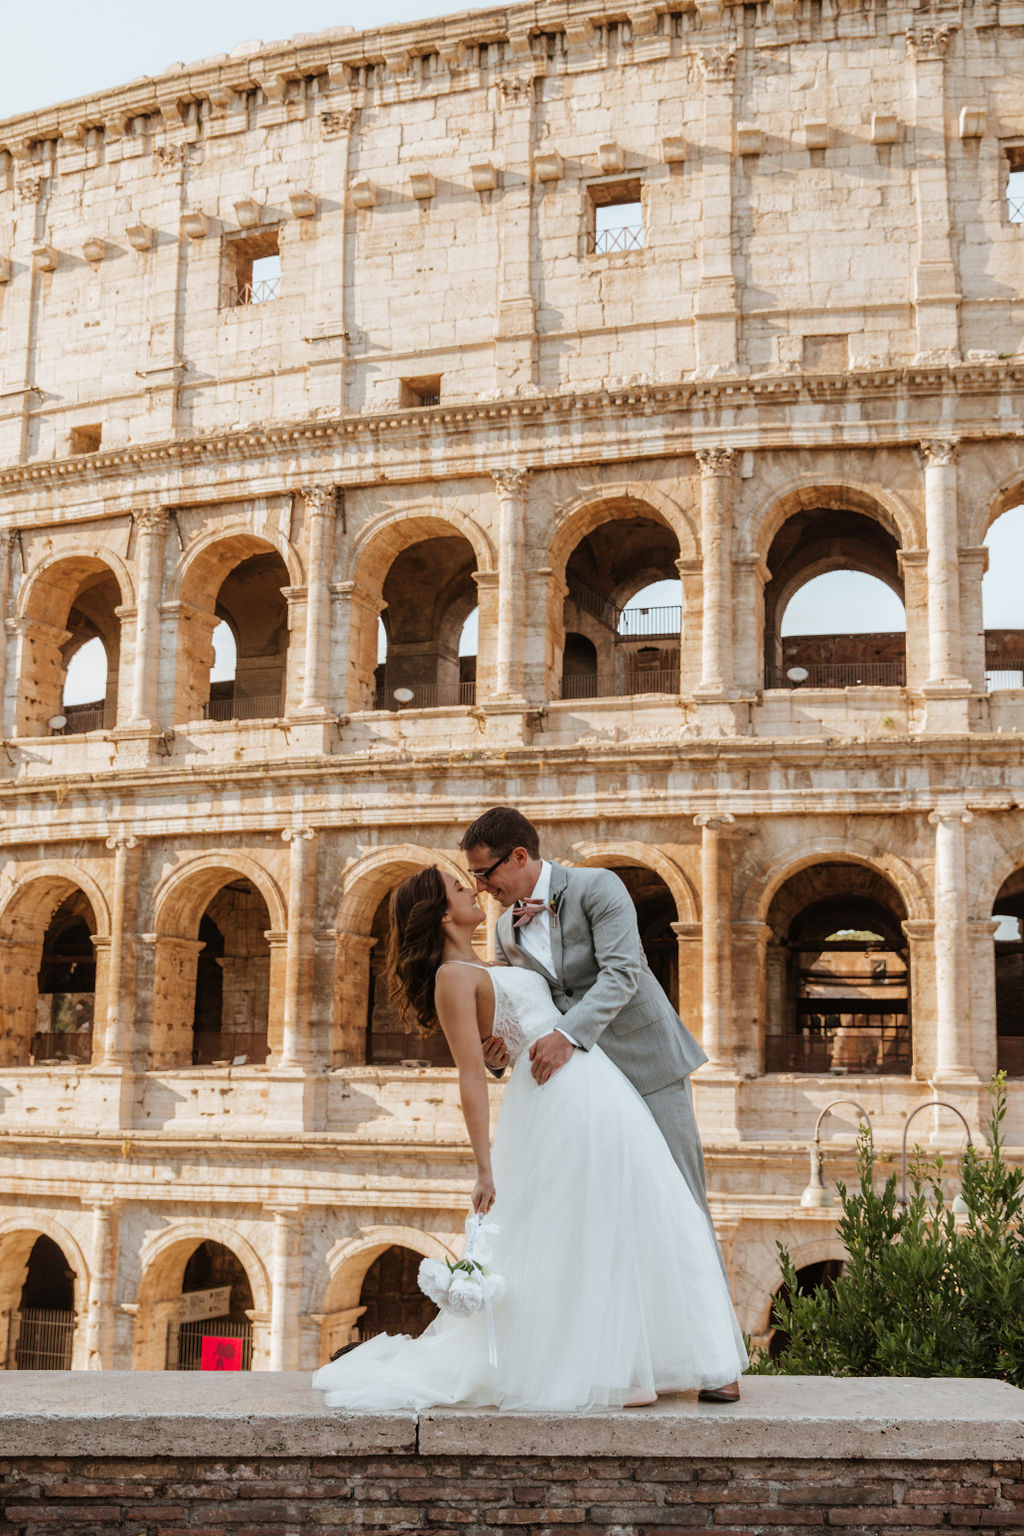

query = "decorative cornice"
[[0, 363, 1021, 499]]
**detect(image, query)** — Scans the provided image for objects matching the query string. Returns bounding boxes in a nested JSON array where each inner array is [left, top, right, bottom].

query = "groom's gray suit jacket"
[[493, 862, 707, 1096]]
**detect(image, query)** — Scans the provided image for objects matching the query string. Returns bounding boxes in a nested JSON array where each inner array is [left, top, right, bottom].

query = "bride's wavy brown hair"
[[386, 865, 449, 1034]]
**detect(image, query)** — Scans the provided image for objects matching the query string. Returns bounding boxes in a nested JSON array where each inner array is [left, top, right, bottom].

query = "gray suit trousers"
[[641, 1075, 712, 1219]]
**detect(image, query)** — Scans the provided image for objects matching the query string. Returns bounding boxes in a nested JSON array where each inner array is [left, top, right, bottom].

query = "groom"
[[460, 805, 740, 1403]]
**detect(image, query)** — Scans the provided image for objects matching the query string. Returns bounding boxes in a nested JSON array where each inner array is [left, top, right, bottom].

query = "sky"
[[1, 0, 494, 121]]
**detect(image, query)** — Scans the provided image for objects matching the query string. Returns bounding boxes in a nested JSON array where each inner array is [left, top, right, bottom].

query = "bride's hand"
[[481, 1034, 509, 1071], [472, 1173, 496, 1214]]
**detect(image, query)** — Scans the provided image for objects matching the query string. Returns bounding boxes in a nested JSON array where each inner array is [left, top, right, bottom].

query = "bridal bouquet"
[[418, 1215, 507, 1364]]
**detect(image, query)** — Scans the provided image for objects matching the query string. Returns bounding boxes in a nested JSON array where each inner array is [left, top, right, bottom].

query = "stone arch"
[[547, 482, 699, 578], [748, 476, 920, 564], [546, 488, 689, 703], [318, 1224, 455, 1360], [0, 865, 110, 1067], [968, 467, 1024, 547], [346, 509, 495, 713], [331, 844, 468, 1066], [0, 1216, 89, 1369], [752, 481, 914, 692], [741, 838, 930, 927], [131, 1218, 270, 1371], [737, 1232, 848, 1340], [568, 840, 699, 924], [169, 530, 300, 725], [149, 853, 286, 1069], [14, 550, 131, 737]]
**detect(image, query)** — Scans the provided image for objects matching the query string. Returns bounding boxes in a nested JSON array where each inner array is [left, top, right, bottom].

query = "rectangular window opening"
[[587, 179, 643, 255], [226, 228, 281, 306], [1007, 147, 1024, 224], [69, 425, 102, 455], [400, 375, 442, 408]]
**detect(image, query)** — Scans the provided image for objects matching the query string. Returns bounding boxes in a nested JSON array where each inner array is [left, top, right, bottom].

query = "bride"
[[313, 866, 747, 1413]]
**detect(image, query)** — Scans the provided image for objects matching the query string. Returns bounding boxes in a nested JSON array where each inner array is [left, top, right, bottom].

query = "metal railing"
[[767, 661, 906, 689], [986, 662, 1024, 692], [561, 668, 680, 700], [52, 702, 113, 735], [30, 1031, 92, 1064], [765, 1020, 911, 1076], [589, 223, 644, 254], [566, 573, 621, 631], [169, 1318, 253, 1371], [372, 681, 477, 711], [617, 604, 682, 638], [192, 1031, 269, 1066], [202, 693, 283, 722], [7, 1308, 75, 1370], [232, 276, 281, 305]]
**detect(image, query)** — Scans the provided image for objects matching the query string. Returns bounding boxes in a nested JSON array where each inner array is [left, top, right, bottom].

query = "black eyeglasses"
[[467, 848, 516, 883]]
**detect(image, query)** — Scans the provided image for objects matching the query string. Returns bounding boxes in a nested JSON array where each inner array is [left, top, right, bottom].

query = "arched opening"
[[16, 557, 123, 737], [561, 519, 681, 700], [983, 504, 1024, 691], [190, 881, 271, 1066], [7, 1235, 77, 1370], [358, 1246, 437, 1341], [203, 554, 289, 721], [764, 863, 910, 1075], [767, 1259, 844, 1362], [32, 892, 97, 1064], [59, 636, 109, 734], [993, 869, 1024, 1075], [609, 866, 680, 1010], [764, 510, 906, 689], [374, 536, 478, 710], [365, 892, 454, 1066], [0, 879, 99, 1067], [166, 1241, 256, 1370]]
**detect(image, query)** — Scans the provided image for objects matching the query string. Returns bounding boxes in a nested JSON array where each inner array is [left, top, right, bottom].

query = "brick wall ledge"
[[1, 1372, 1022, 1461]]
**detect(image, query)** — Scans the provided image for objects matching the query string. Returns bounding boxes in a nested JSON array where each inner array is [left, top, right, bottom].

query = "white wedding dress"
[[313, 966, 747, 1412]]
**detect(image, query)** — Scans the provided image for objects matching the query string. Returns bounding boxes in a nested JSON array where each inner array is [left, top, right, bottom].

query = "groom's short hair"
[[460, 806, 540, 859]]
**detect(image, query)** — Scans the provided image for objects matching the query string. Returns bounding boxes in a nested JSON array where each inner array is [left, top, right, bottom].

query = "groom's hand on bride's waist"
[[529, 1030, 575, 1085]]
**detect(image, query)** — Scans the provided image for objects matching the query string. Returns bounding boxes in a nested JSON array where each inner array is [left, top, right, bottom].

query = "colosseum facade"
[[0, 0, 1021, 1372]]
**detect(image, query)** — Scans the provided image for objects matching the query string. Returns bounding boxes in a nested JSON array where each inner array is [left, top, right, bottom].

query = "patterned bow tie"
[[513, 899, 550, 928]]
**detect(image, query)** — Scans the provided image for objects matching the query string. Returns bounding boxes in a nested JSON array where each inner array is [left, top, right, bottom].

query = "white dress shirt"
[[517, 861, 578, 1049]]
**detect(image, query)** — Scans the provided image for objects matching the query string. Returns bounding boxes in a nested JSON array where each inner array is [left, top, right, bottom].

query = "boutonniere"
[[548, 891, 563, 925]]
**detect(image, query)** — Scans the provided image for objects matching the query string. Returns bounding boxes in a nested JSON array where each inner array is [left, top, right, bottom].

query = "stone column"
[[906, 25, 961, 362], [969, 917, 1001, 1085], [958, 545, 989, 695], [920, 441, 968, 691], [334, 933, 376, 1066], [671, 921, 703, 1044], [929, 807, 975, 1081], [97, 833, 139, 1067], [335, 581, 383, 712], [128, 508, 168, 726], [695, 813, 735, 1068], [268, 1205, 303, 1371], [0, 531, 16, 738], [694, 48, 738, 373], [695, 450, 736, 696], [492, 468, 530, 700], [494, 68, 538, 390], [278, 828, 317, 1068], [298, 486, 338, 715], [84, 1203, 119, 1369]]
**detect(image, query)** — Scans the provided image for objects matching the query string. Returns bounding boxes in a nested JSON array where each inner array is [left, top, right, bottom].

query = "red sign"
[[200, 1336, 243, 1371]]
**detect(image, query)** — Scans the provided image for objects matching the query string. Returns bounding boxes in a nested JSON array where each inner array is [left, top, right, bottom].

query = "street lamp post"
[[899, 1099, 973, 1208], [801, 1099, 874, 1208]]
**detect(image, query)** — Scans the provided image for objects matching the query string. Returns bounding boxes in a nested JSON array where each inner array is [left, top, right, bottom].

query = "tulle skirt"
[[313, 1045, 747, 1412]]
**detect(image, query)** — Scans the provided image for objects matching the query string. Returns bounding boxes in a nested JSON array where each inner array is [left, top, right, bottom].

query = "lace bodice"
[[489, 966, 562, 1064]]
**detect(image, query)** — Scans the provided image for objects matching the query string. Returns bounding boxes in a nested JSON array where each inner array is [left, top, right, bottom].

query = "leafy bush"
[[752, 1077, 1024, 1382]]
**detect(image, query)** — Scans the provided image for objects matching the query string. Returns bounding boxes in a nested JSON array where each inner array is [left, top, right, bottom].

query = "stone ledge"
[[1, 1373, 1022, 1462]]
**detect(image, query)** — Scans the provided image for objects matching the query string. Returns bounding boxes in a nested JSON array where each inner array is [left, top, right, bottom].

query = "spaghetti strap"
[[437, 959, 492, 972]]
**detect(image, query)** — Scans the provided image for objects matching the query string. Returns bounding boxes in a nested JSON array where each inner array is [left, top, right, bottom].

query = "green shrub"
[[751, 1077, 1024, 1382]]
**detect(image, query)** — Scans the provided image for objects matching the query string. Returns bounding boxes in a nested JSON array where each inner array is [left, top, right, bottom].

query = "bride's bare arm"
[[434, 966, 495, 1213]]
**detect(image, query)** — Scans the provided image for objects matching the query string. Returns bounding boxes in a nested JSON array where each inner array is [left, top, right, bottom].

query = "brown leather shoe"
[[698, 1381, 740, 1403]]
